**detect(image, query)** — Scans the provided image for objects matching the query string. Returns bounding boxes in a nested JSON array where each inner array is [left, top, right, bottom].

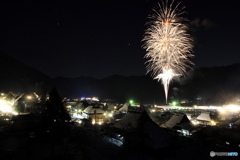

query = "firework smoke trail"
[[142, 0, 194, 103]]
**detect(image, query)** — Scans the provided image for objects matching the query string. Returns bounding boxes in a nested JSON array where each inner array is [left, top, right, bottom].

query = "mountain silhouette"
[[0, 51, 52, 95], [1, 51, 240, 105]]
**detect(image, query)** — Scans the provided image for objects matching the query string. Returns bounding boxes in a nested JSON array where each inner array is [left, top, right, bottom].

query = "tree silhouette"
[[45, 87, 71, 123]]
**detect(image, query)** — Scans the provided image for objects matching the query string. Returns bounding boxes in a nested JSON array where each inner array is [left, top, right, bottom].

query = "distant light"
[[0, 100, 13, 113], [129, 100, 134, 104], [218, 108, 224, 113], [191, 120, 199, 125], [227, 105, 240, 111], [12, 111, 18, 115], [211, 121, 216, 125], [0, 99, 5, 105], [92, 97, 99, 101], [26, 96, 32, 100], [81, 97, 85, 100]]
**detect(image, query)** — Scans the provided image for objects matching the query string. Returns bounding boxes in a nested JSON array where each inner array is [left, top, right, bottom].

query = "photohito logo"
[[210, 151, 238, 157], [210, 151, 215, 157]]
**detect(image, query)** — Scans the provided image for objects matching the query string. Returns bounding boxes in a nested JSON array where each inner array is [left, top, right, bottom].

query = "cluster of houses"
[[65, 99, 240, 150]]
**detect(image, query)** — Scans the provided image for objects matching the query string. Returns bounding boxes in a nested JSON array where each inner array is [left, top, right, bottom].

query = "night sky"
[[0, 0, 240, 79]]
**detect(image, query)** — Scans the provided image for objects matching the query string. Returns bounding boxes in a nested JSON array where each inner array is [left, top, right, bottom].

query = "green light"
[[172, 101, 177, 106], [129, 100, 134, 104]]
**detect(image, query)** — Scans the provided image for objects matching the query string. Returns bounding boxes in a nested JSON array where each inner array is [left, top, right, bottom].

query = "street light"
[[26, 96, 32, 100], [172, 101, 177, 106], [129, 100, 134, 105]]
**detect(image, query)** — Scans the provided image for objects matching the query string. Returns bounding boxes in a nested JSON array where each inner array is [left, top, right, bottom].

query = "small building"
[[195, 112, 213, 125], [82, 105, 105, 124]]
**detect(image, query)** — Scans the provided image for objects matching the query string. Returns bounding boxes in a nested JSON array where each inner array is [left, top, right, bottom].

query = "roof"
[[83, 106, 104, 114], [234, 119, 240, 125], [114, 112, 142, 130], [196, 112, 211, 122], [143, 121, 174, 149], [165, 113, 190, 128], [118, 103, 129, 111], [75, 102, 86, 110]]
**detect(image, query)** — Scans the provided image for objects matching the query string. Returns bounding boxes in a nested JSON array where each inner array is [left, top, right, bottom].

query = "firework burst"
[[142, 0, 194, 103]]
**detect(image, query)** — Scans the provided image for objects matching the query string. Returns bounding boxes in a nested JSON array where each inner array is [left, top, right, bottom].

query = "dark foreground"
[[1, 122, 240, 160]]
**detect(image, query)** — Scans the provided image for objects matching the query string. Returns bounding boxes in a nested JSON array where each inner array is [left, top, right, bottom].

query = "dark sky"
[[0, 0, 240, 79]]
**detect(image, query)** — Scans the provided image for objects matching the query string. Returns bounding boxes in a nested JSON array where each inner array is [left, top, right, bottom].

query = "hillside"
[[53, 63, 240, 105], [0, 51, 53, 95], [180, 64, 240, 105], [1, 50, 240, 105]]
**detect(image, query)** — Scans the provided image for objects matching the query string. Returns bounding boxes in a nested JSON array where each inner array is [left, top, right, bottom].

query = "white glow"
[[226, 105, 240, 111], [0, 99, 14, 113], [211, 121, 216, 126], [191, 120, 199, 125], [26, 96, 32, 99], [218, 108, 224, 113], [92, 97, 99, 101], [12, 111, 18, 115]]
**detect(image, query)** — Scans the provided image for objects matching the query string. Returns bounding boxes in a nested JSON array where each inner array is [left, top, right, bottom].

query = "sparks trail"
[[142, 0, 194, 103]]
